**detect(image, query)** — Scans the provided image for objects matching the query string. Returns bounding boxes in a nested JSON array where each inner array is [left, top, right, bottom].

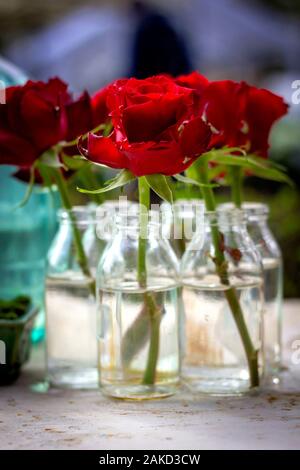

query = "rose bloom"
[[79, 75, 212, 177], [0, 78, 94, 169], [197, 80, 288, 157], [91, 85, 110, 126], [176, 71, 209, 95]]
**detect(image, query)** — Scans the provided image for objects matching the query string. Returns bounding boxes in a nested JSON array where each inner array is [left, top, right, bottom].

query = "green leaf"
[[77, 169, 135, 194], [62, 153, 87, 170], [40, 149, 64, 168], [221, 152, 293, 185], [207, 148, 290, 174], [103, 120, 113, 137], [174, 173, 218, 188], [248, 165, 294, 186], [198, 147, 247, 168], [246, 154, 288, 173], [36, 161, 55, 189], [144, 174, 173, 203], [210, 153, 251, 167], [208, 164, 227, 181], [60, 123, 106, 148], [189, 147, 293, 187], [13, 165, 36, 209], [202, 147, 245, 159]]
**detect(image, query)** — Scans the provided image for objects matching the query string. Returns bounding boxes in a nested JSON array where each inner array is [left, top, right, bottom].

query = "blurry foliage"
[[0, 295, 31, 320]]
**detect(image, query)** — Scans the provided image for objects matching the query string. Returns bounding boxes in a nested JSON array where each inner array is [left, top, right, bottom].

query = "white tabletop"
[[0, 300, 300, 450]]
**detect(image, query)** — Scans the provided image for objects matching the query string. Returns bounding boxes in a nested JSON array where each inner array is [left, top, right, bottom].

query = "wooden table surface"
[[0, 300, 299, 450]]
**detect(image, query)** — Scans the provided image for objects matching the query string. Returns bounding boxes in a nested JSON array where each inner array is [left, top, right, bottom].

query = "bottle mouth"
[[161, 199, 204, 220], [205, 208, 246, 226], [58, 205, 93, 226], [59, 200, 140, 228], [241, 202, 269, 219], [94, 199, 139, 224], [115, 210, 163, 228], [218, 202, 269, 220]]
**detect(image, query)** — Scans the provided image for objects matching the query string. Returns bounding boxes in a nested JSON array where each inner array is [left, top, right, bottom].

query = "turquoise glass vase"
[[0, 57, 59, 342]]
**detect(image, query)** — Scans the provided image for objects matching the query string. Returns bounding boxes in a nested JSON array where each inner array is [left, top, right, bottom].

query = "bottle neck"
[[163, 199, 204, 220], [93, 200, 139, 241], [204, 209, 247, 230], [58, 206, 93, 229], [242, 202, 269, 226], [218, 202, 269, 227], [113, 212, 164, 240]]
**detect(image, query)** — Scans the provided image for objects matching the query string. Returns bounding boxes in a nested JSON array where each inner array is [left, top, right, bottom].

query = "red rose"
[[0, 87, 38, 167], [0, 78, 94, 168], [243, 85, 288, 157], [65, 91, 93, 142], [198, 80, 288, 157], [176, 71, 209, 95], [91, 85, 110, 126], [79, 75, 212, 176]]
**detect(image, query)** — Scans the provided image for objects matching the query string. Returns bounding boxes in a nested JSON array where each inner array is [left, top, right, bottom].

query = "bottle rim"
[[58, 205, 93, 225], [205, 208, 247, 225], [242, 202, 269, 219], [114, 210, 164, 229], [218, 202, 269, 220], [94, 199, 139, 224], [161, 199, 204, 219]]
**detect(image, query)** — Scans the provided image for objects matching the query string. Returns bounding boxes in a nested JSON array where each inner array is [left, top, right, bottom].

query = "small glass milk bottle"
[[87, 198, 139, 275], [181, 209, 264, 396], [46, 206, 97, 389], [218, 202, 282, 384], [97, 211, 180, 400], [243, 203, 282, 384], [161, 199, 204, 258]]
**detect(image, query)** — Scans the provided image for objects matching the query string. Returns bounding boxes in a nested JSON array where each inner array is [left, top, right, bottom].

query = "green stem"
[[54, 167, 95, 297], [196, 161, 259, 388], [79, 164, 103, 205], [142, 292, 161, 385], [137, 177, 161, 385], [230, 166, 243, 208], [138, 177, 149, 288]]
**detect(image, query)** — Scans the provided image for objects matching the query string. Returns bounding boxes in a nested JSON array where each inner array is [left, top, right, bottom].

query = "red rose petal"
[[122, 140, 191, 176], [0, 129, 38, 167], [176, 71, 209, 94], [80, 132, 128, 170], [179, 117, 212, 158], [123, 95, 188, 143], [245, 86, 288, 156]]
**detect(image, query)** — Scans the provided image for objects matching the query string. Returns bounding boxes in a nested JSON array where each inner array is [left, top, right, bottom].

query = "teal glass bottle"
[[0, 57, 59, 342]]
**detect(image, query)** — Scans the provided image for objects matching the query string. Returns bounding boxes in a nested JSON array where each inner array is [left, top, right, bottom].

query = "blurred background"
[[0, 0, 300, 297]]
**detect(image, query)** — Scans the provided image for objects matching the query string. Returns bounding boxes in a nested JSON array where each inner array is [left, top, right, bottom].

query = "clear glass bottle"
[[87, 199, 139, 276], [97, 211, 180, 400], [180, 209, 264, 395], [243, 203, 282, 384], [46, 206, 97, 389], [218, 203, 282, 385], [161, 199, 204, 258], [0, 56, 55, 344]]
